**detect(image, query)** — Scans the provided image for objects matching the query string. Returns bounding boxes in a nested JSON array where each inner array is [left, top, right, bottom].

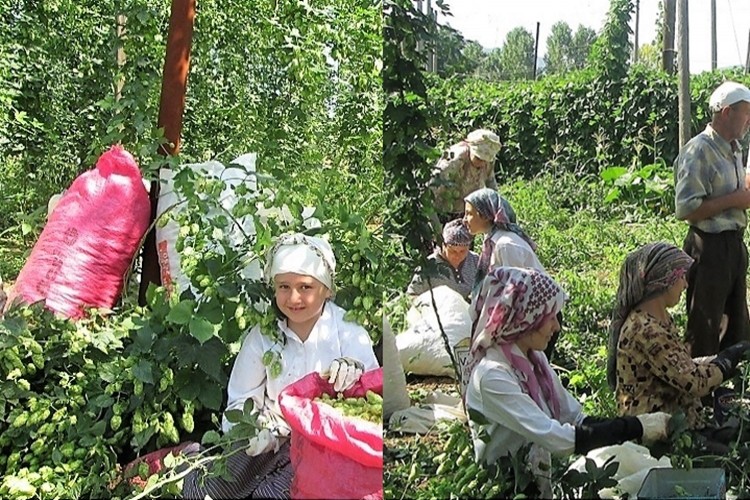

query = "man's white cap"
[[709, 81, 750, 113]]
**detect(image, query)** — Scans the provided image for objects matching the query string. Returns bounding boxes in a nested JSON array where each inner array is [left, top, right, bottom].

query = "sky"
[[434, 0, 750, 74]]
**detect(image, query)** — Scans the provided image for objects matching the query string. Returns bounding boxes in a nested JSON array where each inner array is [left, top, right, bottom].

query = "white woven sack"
[[156, 153, 260, 296]]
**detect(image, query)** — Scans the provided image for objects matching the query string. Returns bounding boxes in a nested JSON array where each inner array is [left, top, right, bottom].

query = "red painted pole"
[[139, 0, 196, 305]]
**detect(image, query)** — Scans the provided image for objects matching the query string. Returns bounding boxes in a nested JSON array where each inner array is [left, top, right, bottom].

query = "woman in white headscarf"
[[182, 232, 379, 499], [431, 129, 502, 221], [465, 267, 671, 498]]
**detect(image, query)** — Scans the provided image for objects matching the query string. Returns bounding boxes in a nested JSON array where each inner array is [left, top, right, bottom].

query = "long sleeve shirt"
[[431, 142, 497, 214], [406, 250, 478, 300], [615, 309, 723, 428], [223, 301, 379, 434], [489, 229, 545, 272], [466, 345, 585, 464]]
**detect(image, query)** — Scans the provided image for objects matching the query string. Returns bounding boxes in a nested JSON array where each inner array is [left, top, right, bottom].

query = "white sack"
[[396, 286, 471, 377], [156, 154, 260, 296]]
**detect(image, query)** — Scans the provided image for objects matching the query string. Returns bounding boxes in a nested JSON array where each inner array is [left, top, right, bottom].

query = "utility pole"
[[677, 0, 691, 148], [711, 0, 717, 70], [663, 0, 676, 74], [746, 30, 750, 73], [634, 0, 640, 63], [532, 22, 540, 79]]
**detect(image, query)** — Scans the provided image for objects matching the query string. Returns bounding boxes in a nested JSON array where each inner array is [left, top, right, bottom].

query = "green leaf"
[[198, 381, 223, 411], [166, 300, 196, 325], [91, 419, 107, 437], [132, 360, 154, 384], [201, 430, 221, 446], [189, 317, 215, 344], [90, 394, 114, 408], [599, 166, 628, 182], [225, 409, 243, 424], [134, 325, 155, 352]]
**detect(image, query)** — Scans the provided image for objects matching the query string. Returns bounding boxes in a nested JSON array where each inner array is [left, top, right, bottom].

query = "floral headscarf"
[[465, 188, 537, 277], [468, 266, 567, 418], [606, 242, 694, 390]]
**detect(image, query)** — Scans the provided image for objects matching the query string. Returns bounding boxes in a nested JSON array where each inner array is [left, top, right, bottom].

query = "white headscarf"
[[466, 129, 502, 162], [265, 233, 336, 292]]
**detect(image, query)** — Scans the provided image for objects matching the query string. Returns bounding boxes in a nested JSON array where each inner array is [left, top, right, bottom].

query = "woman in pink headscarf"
[[465, 267, 671, 498]]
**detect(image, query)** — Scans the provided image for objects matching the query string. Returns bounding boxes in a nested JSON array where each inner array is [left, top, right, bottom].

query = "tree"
[[499, 27, 535, 80], [570, 25, 597, 69], [589, 0, 634, 79], [544, 21, 573, 75], [435, 24, 484, 77], [476, 47, 503, 81]]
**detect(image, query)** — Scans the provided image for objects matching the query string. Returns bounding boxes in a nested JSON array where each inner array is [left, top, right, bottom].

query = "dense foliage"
[[384, 0, 750, 498], [0, 0, 383, 498], [426, 67, 750, 181]]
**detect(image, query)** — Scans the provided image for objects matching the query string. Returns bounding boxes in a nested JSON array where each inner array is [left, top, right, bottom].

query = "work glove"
[[636, 412, 671, 443], [710, 340, 750, 379], [325, 357, 364, 392], [245, 428, 278, 457]]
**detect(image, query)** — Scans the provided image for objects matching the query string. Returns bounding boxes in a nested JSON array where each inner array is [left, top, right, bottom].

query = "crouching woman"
[[465, 267, 671, 498], [182, 233, 379, 499]]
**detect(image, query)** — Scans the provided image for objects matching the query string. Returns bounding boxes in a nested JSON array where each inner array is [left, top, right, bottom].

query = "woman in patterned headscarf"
[[463, 188, 543, 282], [465, 267, 670, 498], [463, 188, 560, 356], [608, 242, 750, 430]]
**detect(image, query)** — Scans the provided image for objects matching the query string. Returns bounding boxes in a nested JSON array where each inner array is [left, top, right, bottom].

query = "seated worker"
[[182, 232, 379, 499], [466, 266, 670, 498], [608, 242, 750, 438], [406, 219, 478, 301], [431, 129, 502, 223]]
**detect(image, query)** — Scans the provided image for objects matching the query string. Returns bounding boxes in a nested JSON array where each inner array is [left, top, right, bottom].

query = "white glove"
[[245, 428, 277, 457], [636, 412, 671, 443], [326, 357, 364, 392]]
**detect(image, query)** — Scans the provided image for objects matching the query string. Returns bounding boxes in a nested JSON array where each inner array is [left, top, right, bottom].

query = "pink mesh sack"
[[6, 146, 150, 318]]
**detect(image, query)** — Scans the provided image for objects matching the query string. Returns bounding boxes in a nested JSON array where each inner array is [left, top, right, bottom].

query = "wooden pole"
[[533, 21, 540, 79], [138, 0, 196, 305], [745, 30, 750, 73], [634, 0, 640, 63], [663, 0, 676, 74], [677, 0, 691, 147], [431, 8, 437, 73], [116, 14, 126, 101], [711, 0, 717, 70], [426, 0, 434, 72]]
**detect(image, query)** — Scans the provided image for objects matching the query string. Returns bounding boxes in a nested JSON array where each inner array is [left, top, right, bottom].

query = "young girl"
[[182, 232, 379, 499]]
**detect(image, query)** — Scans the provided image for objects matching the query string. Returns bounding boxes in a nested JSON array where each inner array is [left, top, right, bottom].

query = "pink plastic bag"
[[7, 146, 150, 318], [278, 367, 384, 500]]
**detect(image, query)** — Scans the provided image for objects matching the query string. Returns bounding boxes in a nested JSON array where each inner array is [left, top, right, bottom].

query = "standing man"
[[674, 81, 750, 357], [431, 129, 502, 222]]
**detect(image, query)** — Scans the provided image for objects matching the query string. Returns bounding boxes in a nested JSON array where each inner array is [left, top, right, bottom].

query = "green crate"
[[637, 467, 725, 499]]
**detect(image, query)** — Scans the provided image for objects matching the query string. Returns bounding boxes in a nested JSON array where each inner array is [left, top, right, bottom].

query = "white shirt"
[[489, 230, 545, 272], [466, 344, 584, 464], [223, 301, 378, 433]]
